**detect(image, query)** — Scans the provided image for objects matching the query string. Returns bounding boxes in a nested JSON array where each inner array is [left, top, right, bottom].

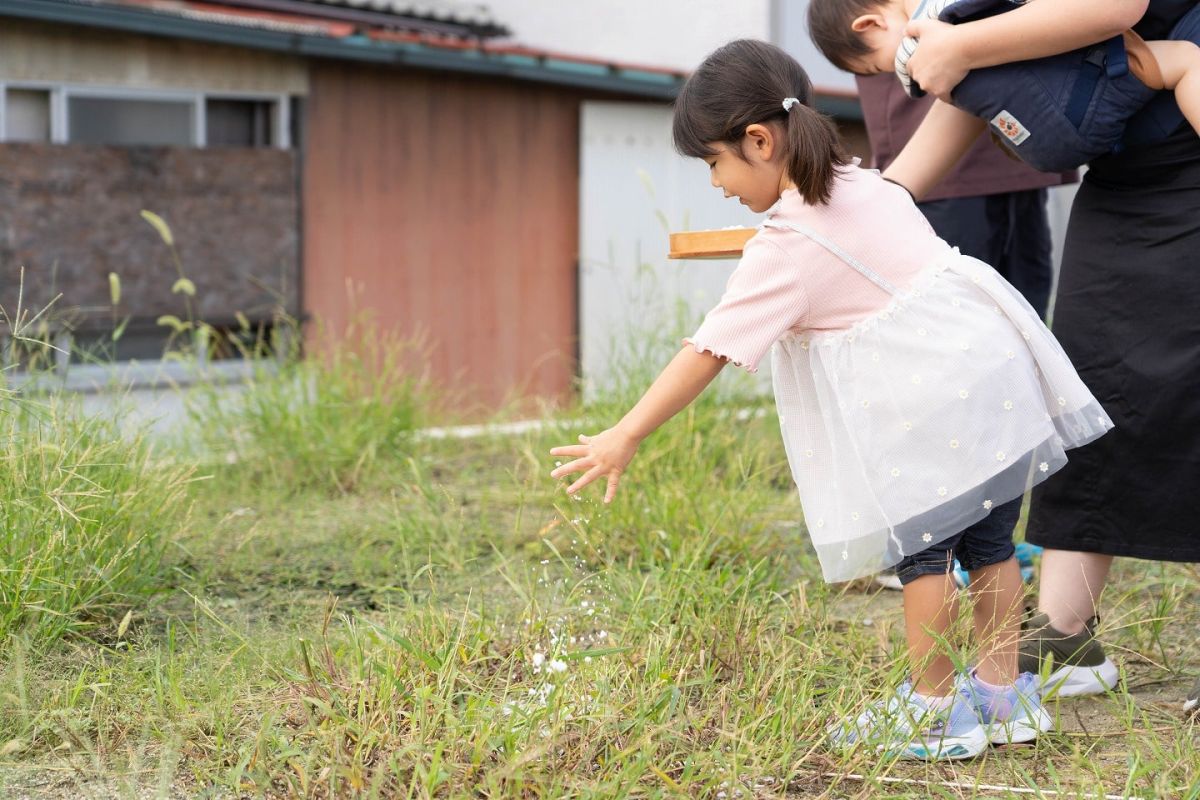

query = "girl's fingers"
[[550, 444, 589, 458], [551, 457, 591, 479], [566, 465, 606, 496], [604, 472, 621, 504], [578, 433, 591, 443]]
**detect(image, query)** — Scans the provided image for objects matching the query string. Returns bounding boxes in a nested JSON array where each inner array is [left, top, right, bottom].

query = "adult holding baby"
[[871, 0, 1200, 709]]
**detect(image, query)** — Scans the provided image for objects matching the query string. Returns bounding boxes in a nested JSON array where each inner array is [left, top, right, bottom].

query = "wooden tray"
[[668, 228, 756, 260]]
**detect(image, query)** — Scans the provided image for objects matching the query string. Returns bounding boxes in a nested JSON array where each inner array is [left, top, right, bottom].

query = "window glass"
[[5, 88, 51, 142], [68, 96, 194, 146], [206, 98, 274, 147]]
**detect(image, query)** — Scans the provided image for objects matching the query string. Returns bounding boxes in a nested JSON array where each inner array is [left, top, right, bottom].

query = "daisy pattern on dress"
[[922, 532, 933, 543], [1039, 462, 1049, 472], [983, 500, 993, 510]]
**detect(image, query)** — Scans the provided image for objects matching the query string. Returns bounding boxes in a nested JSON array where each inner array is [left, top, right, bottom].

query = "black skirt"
[[1027, 126, 1200, 562]]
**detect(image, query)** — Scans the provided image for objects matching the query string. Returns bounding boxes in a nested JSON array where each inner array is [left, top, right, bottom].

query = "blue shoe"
[[1014, 542, 1043, 567], [829, 682, 989, 760], [961, 671, 1053, 745], [953, 543, 1041, 588]]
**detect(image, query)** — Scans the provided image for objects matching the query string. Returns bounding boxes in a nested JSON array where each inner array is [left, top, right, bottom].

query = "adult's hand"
[[905, 18, 969, 102]]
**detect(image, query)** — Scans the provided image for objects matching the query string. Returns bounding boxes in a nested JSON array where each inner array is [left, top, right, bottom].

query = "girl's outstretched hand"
[[905, 18, 969, 101], [549, 427, 640, 503]]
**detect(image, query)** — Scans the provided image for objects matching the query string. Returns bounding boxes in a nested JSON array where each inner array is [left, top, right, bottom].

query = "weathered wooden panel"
[[304, 64, 580, 408], [0, 143, 299, 330], [0, 18, 308, 94]]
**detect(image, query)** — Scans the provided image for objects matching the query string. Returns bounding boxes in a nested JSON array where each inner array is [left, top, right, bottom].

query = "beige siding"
[[0, 19, 307, 94]]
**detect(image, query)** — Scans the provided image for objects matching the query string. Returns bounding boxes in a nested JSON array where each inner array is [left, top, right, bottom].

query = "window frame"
[[0, 82, 290, 148]]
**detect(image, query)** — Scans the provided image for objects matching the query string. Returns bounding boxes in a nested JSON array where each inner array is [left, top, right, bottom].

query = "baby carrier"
[[906, 0, 1200, 171]]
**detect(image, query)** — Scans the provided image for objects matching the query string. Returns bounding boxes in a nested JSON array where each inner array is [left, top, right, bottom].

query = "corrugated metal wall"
[[303, 63, 580, 409]]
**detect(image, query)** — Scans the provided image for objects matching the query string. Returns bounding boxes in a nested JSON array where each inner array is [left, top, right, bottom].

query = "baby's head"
[[808, 0, 909, 75], [672, 39, 848, 209]]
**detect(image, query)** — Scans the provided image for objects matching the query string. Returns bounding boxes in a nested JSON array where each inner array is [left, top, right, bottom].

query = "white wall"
[[483, 0, 772, 72], [773, 0, 857, 93], [579, 101, 767, 397]]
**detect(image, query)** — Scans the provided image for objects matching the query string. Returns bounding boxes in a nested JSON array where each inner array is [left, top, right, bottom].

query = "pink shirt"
[[685, 165, 954, 372]]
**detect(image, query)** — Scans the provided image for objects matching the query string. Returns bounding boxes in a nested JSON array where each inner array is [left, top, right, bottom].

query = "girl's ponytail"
[[673, 39, 850, 206], [784, 99, 848, 205]]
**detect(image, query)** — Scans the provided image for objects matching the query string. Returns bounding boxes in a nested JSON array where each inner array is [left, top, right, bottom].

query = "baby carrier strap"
[[760, 220, 899, 296], [937, 0, 1023, 25], [1063, 37, 1130, 129]]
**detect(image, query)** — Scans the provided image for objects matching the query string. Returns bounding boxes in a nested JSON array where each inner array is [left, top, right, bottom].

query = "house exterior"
[[0, 0, 868, 408]]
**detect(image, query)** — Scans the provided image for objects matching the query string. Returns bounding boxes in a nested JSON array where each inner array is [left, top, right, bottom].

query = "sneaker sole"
[[1041, 658, 1120, 697], [986, 705, 1053, 745], [875, 573, 903, 591], [896, 725, 990, 761], [1184, 696, 1197, 713]]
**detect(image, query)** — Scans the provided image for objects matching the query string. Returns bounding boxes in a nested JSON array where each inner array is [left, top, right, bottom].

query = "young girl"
[[549, 39, 1109, 759]]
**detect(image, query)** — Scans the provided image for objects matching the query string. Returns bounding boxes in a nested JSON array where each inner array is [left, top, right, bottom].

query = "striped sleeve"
[[682, 235, 810, 373]]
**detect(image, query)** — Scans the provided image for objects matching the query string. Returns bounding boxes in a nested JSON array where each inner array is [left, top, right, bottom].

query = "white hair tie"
[[782, 97, 800, 112]]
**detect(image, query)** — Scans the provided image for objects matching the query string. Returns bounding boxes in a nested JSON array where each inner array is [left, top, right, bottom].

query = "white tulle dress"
[[685, 168, 1111, 582]]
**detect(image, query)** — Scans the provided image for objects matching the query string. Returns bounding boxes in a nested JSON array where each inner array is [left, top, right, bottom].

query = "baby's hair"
[[807, 0, 884, 73], [672, 39, 849, 205]]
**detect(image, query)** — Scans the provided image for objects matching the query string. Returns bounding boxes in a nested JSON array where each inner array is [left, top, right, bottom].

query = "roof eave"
[[3, 0, 684, 100], [2, 0, 863, 117]]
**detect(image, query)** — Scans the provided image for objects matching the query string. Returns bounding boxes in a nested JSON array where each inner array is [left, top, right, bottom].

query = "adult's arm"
[[907, 0, 1150, 100], [882, 101, 986, 201]]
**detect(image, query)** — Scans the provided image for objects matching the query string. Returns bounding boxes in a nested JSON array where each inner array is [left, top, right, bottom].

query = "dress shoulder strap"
[[760, 219, 899, 296]]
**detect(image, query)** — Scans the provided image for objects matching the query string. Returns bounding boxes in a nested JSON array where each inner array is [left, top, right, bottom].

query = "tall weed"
[[0, 392, 190, 647], [186, 316, 431, 494]]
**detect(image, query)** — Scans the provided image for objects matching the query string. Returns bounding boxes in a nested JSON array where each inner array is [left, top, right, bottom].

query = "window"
[[68, 96, 194, 146], [0, 86, 290, 148], [206, 98, 274, 147], [4, 88, 51, 142]]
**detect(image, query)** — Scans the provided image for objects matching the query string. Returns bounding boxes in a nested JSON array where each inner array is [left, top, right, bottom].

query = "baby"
[[808, 0, 1200, 170]]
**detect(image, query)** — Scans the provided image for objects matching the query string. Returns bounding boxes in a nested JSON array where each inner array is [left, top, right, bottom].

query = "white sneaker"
[[829, 682, 989, 760]]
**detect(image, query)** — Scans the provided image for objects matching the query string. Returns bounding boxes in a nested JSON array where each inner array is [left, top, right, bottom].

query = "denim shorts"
[[894, 497, 1021, 586]]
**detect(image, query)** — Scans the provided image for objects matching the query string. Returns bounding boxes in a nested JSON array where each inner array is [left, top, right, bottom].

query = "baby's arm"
[[549, 347, 727, 502], [906, 0, 1149, 100], [881, 100, 986, 200], [1143, 39, 1200, 136]]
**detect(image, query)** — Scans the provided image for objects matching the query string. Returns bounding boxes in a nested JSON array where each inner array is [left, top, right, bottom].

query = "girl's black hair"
[[672, 39, 849, 205]]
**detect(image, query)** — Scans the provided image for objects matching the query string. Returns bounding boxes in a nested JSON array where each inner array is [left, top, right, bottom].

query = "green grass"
[[0, 390, 192, 648], [0, 346, 1196, 799]]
